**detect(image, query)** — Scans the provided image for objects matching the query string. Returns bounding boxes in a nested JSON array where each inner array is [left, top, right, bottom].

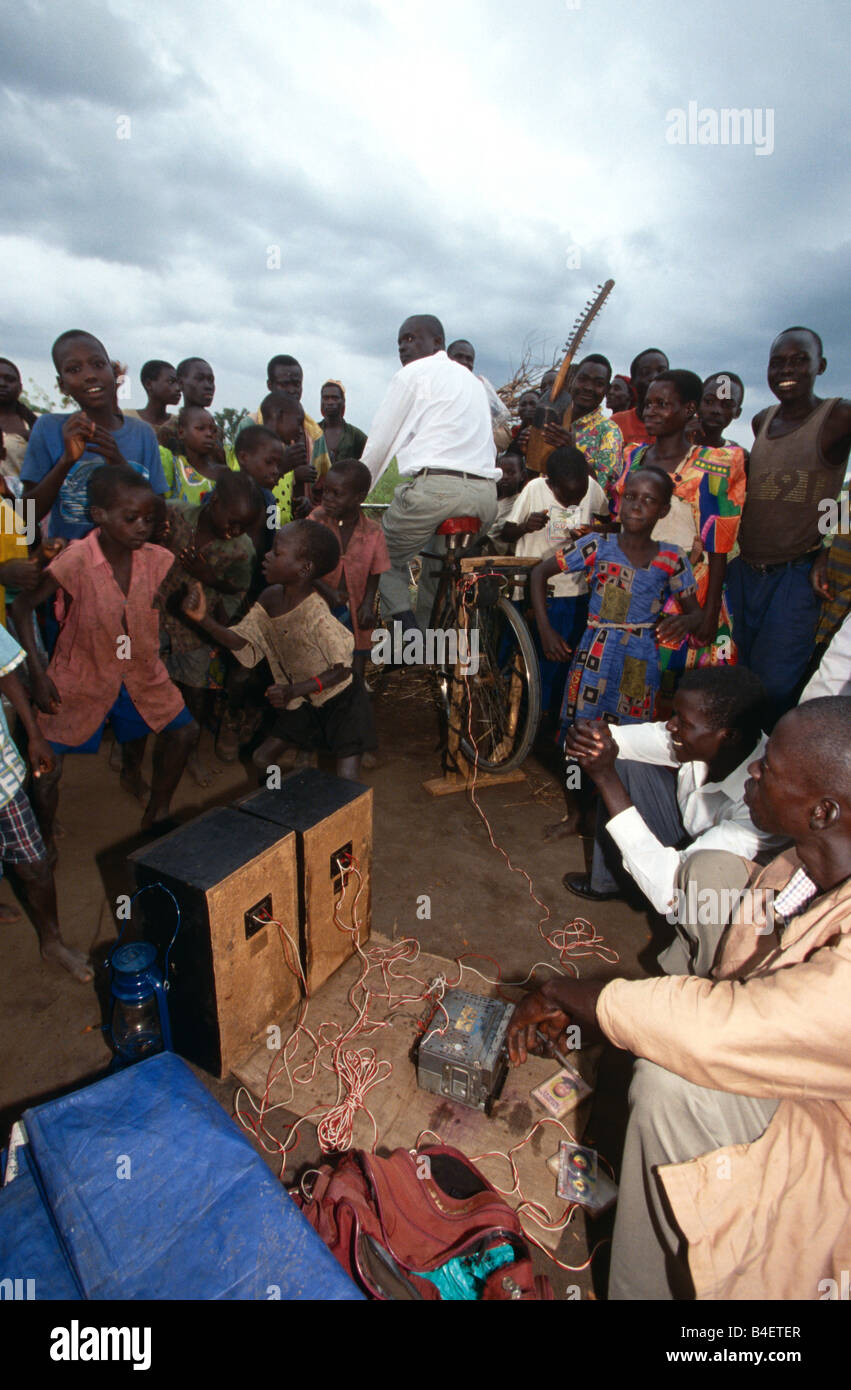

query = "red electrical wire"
[[233, 598, 619, 1283], [455, 574, 620, 975]]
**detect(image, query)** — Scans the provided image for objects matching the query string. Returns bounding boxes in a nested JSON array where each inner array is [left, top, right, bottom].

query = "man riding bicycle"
[[361, 315, 499, 633]]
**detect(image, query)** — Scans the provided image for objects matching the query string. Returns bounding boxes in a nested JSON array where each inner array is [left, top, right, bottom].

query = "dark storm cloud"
[[1, 0, 848, 433], [1, 0, 185, 108]]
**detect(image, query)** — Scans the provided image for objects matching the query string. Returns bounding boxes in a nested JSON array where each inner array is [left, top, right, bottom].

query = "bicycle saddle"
[[436, 516, 481, 535]]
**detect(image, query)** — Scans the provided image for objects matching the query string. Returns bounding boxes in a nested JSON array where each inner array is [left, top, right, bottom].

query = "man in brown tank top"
[[726, 327, 851, 726]]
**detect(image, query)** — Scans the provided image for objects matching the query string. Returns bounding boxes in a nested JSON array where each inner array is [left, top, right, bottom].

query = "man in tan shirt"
[[508, 696, 851, 1299]]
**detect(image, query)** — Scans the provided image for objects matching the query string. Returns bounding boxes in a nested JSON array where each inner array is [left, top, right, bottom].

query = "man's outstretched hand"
[[564, 719, 632, 816], [507, 978, 607, 1065], [507, 991, 570, 1066]]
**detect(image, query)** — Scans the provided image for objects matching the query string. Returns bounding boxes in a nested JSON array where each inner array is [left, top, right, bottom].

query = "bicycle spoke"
[[429, 558, 541, 774]]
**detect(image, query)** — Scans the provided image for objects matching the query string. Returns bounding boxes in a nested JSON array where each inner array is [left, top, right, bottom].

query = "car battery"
[[415, 988, 514, 1113]]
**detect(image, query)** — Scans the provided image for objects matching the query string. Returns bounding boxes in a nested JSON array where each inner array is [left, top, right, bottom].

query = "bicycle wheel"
[[438, 593, 541, 773]]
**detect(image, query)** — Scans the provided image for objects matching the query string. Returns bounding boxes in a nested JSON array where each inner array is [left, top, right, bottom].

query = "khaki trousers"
[[610, 850, 776, 1299], [379, 472, 497, 623]]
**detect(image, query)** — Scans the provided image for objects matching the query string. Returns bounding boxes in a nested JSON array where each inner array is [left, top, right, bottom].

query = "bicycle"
[[423, 515, 542, 776]]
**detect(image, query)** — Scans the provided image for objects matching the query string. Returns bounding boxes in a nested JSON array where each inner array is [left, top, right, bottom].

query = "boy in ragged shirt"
[[182, 520, 376, 781]]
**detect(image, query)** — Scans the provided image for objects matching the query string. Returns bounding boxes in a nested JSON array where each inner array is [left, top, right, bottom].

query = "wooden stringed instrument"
[[525, 278, 615, 473]]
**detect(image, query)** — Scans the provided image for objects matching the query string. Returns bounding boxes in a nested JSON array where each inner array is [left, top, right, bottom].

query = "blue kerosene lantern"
[[109, 941, 173, 1068]]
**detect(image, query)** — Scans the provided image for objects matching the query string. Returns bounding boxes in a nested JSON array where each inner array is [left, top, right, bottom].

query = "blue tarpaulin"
[[4, 1051, 361, 1301], [0, 1144, 82, 1300]]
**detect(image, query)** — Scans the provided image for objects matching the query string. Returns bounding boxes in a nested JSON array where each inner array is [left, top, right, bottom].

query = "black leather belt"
[[414, 468, 491, 481], [741, 548, 821, 575]]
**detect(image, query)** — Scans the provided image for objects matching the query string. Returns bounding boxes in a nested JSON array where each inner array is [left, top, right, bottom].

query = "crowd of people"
[[0, 322, 847, 964], [0, 313, 849, 1301]]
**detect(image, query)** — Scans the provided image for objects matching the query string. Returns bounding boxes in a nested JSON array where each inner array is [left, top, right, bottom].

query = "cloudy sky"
[[2, 0, 848, 445]]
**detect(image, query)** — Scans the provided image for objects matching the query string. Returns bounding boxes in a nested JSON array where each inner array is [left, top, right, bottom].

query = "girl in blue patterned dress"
[[530, 467, 702, 733]]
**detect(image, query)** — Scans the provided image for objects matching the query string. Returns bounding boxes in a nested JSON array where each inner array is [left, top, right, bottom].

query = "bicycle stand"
[[422, 555, 537, 796], [422, 763, 527, 797], [422, 662, 528, 797]]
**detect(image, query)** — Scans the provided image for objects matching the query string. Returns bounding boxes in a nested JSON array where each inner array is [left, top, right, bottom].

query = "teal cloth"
[[415, 1242, 515, 1300]]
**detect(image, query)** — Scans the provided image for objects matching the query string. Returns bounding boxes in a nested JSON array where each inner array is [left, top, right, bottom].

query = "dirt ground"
[[0, 665, 665, 1299]]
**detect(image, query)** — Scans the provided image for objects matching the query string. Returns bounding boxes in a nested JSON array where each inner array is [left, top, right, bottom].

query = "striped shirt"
[[0, 626, 28, 809]]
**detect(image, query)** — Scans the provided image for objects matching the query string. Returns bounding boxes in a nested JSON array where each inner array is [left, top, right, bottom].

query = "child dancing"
[[12, 464, 195, 846], [182, 520, 376, 780]]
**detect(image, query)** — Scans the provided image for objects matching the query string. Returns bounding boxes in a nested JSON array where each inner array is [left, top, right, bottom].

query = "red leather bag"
[[293, 1143, 552, 1300]]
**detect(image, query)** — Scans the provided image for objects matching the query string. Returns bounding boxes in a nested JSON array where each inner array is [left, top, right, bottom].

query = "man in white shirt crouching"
[[564, 667, 788, 975], [800, 609, 851, 700], [361, 316, 499, 630]]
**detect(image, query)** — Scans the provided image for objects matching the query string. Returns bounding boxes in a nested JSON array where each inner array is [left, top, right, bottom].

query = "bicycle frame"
[[426, 536, 542, 774]]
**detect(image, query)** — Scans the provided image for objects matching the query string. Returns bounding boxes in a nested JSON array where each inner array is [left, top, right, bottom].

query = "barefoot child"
[[182, 520, 376, 780], [531, 465, 701, 732], [160, 405, 227, 504], [157, 471, 263, 784], [0, 623, 92, 982], [11, 465, 196, 846], [309, 460, 390, 680]]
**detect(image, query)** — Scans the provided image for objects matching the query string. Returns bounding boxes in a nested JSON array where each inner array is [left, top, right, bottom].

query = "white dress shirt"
[[800, 611, 851, 701], [361, 351, 498, 486], [479, 375, 512, 429], [604, 722, 787, 914]]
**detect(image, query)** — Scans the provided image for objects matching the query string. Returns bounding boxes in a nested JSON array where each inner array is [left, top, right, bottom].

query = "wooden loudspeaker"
[[128, 806, 299, 1078], [238, 769, 372, 994]]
